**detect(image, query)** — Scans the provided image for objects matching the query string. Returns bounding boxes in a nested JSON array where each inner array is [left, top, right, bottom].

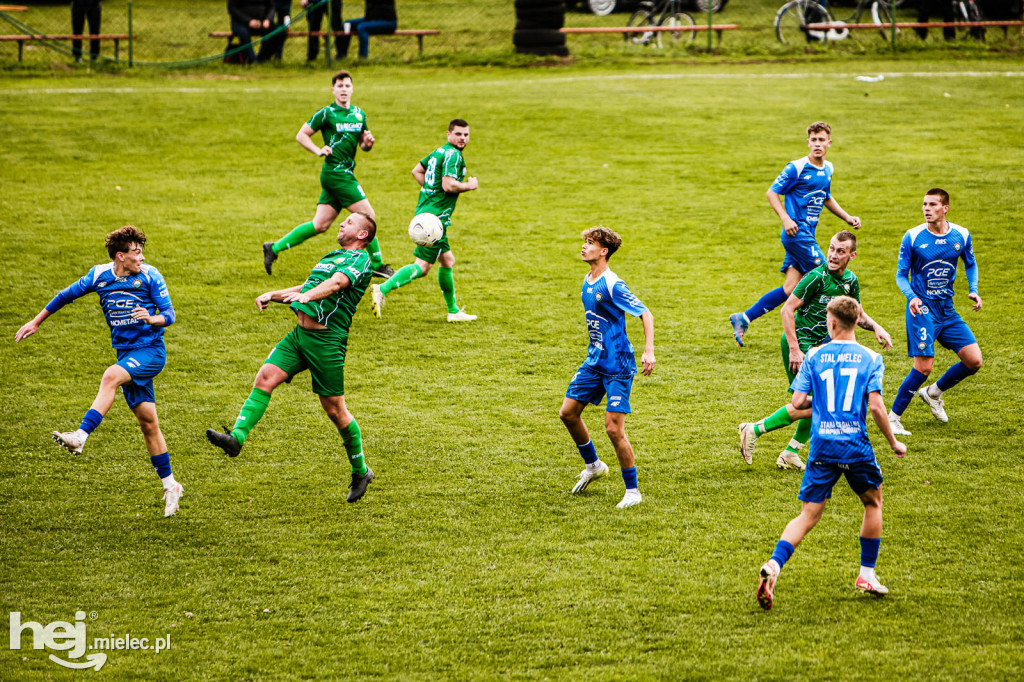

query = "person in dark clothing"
[[339, 0, 397, 59], [303, 0, 344, 61], [228, 0, 275, 64], [71, 0, 102, 62], [916, 0, 956, 40], [261, 0, 292, 60]]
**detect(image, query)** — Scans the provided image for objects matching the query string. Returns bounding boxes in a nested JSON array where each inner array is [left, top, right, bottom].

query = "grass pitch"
[[2, 61, 1023, 679]]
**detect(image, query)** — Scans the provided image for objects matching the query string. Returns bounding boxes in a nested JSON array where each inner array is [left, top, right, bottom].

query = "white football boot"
[[757, 561, 780, 610], [855, 573, 889, 597], [888, 413, 912, 436], [738, 422, 757, 465], [615, 489, 642, 509], [570, 460, 608, 494], [917, 385, 948, 423], [447, 308, 477, 323], [370, 284, 385, 319], [162, 482, 184, 518], [776, 451, 806, 471], [52, 430, 85, 455]]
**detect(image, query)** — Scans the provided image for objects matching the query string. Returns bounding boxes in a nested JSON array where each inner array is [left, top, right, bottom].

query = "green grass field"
[[2, 60, 1024, 679]]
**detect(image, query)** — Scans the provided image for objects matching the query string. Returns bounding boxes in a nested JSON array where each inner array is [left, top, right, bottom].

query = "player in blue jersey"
[[14, 226, 184, 517], [730, 122, 861, 347], [756, 296, 905, 610], [887, 189, 983, 436], [559, 227, 655, 509]]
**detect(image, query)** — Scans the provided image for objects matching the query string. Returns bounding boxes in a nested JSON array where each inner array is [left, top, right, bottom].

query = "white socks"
[[859, 566, 876, 581], [161, 474, 178, 490]]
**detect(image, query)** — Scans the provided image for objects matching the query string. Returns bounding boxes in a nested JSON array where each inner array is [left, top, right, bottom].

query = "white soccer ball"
[[408, 213, 443, 247]]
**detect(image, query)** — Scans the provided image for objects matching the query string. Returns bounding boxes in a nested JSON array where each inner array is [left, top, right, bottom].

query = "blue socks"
[[576, 440, 598, 464], [621, 466, 638, 489], [771, 540, 795, 569], [891, 368, 928, 416], [150, 452, 172, 479], [744, 286, 789, 323], [936, 361, 978, 392], [860, 536, 881, 568], [79, 408, 103, 434]]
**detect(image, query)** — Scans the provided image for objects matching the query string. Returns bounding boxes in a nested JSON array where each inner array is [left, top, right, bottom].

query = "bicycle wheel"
[[775, 0, 833, 45], [658, 11, 696, 46], [626, 6, 657, 44], [954, 0, 986, 39], [589, 0, 618, 16], [869, 1, 896, 40]]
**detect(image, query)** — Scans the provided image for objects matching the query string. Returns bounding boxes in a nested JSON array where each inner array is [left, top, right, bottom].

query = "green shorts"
[[413, 222, 451, 263], [781, 333, 818, 392], [318, 169, 366, 212], [266, 325, 349, 397]]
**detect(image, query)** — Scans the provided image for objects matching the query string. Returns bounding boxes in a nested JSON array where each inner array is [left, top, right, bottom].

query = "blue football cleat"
[[729, 312, 748, 347]]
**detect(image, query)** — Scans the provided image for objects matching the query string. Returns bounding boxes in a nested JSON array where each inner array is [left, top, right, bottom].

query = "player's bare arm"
[[640, 310, 655, 376], [767, 190, 799, 236], [14, 309, 53, 342], [824, 197, 860, 229], [359, 130, 374, 152], [280, 272, 351, 305], [791, 390, 812, 411], [442, 175, 479, 193], [968, 292, 983, 311], [256, 285, 304, 311], [857, 311, 892, 350], [869, 391, 906, 457], [781, 294, 805, 373], [297, 123, 331, 157], [411, 163, 426, 187]]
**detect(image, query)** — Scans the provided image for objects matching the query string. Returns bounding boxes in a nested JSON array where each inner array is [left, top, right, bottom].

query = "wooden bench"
[[209, 29, 439, 54], [806, 20, 1024, 38], [0, 34, 134, 62], [561, 24, 740, 44]]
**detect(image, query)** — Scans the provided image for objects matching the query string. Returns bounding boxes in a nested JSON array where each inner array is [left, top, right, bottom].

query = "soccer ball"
[[408, 213, 443, 247]]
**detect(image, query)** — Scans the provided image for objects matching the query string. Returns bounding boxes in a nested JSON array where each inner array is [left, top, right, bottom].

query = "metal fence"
[[0, 1, 1020, 67]]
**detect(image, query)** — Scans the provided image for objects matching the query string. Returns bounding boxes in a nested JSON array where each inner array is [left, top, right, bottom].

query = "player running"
[[262, 70, 392, 279], [559, 227, 655, 509], [756, 296, 906, 611], [887, 189, 983, 436], [738, 231, 891, 470], [370, 119, 479, 322], [730, 122, 860, 347], [15, 226, 184, 517], [208, 213, 378, 504]]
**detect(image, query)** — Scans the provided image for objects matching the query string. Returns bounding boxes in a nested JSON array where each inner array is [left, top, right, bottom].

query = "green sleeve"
[[334, 251, 371, 283], [852, 276, 861, 302], [306, 107, 326, 132], [442, 148, 462, 178], [792, 270, 818, 303]]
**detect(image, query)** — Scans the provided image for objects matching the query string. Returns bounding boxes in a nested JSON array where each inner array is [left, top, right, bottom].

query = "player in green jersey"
[[369, 119, 479, 323], [738, 231, 892, 470], [262, 71, 392, 280], [209, 212, 379, 503]]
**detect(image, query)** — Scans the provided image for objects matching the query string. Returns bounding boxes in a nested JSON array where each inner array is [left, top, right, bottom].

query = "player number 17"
[[819, 368, 858, 412]]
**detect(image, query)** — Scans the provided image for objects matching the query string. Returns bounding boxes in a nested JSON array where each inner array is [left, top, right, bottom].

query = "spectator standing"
[[262, 0, 292, 60], [303, 0, 344, 61], [916, 0, 956, 40], [228, 0, 275, 64], [71, 0, 102, 63], [340, 0, 397, 59]]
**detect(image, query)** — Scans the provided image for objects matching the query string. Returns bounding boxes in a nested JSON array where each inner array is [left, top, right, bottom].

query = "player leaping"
[[15, 226, 184, 517], [370, 119, 478, 322], [738, 231, 891, 470], [730, 122, 860, 347], [887, 188, 983, 436], [262, 70, 392, 279], [756, 296, 905, 611], [559, 227, 655, 509]]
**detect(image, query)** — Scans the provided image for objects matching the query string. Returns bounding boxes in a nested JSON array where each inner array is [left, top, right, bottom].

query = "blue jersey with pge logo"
[[770, 156, 834, 241], [896, 222, 978, 303], [791, 339, 884, 464], [45, 263, 175, 350], [581, 269, 648, 377]]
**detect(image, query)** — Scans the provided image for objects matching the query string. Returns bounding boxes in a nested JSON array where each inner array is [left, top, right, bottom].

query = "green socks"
[[230, 387, 272, 444], [380, 263, 423, 295], [272, 221, 318, 254], [785, 418, 812, 454], [338, 420, 368, 475], [755, 406, 794, 436], [438, 267, 459, 314], [365, 236, 384, 268]]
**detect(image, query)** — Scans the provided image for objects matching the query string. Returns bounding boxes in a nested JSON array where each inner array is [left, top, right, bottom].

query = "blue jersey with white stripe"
[[896, 222, 978, 302], [581, 269, 647, 377], [791, 339, 884, 464], [45, 263, 175, 350], [770, 156, 834, 241]]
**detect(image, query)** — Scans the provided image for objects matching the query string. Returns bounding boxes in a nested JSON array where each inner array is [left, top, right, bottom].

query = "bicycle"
[[775, 0, 894, 45], [625, 0, 697, 47], [952, 0, 985, 39]]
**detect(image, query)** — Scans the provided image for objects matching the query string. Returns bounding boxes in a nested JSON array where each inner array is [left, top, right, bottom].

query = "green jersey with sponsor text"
[[792, 264, 861, 352], [289, 249, 372, 333], [414, 142, 466, 225], [306, 103, 368, 175]]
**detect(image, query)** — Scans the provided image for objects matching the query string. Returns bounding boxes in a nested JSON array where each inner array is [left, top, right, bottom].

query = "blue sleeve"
[[867, 355, 884, 396], [896, 232, 916, 300], [44, 267, 96, 314], [791, 355, 813, 394], [962, 234, 979, 295], [148, 268, 176, 326], [770, 162, 797, 195], [611, 280, 648, 317]]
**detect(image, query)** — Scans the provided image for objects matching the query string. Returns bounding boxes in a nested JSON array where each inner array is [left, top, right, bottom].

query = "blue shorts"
[[115, 344, 166, 409], [798, 458, 883, 504], [780, 238, 825, 275], [565, 365, 633, 414], [905, 300, 976, 357]]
